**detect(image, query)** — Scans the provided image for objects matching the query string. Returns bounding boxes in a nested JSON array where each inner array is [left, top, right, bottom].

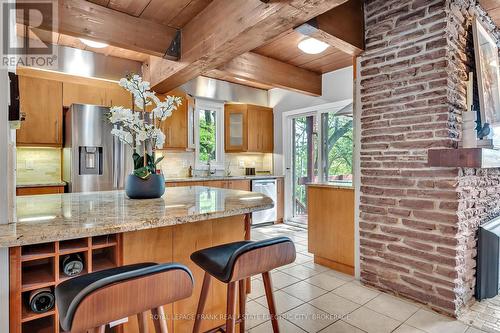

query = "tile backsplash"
[[16, 148, 62, 184], [226, 153, 273, 176], [16, 148, 274, 183], [156, 151, 273, 178]]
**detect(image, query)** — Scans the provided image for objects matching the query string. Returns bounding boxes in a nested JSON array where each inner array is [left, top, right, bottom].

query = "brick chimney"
[[359, 0, 500, 316]]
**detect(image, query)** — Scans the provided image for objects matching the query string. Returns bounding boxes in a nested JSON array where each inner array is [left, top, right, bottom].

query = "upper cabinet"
[[159, 89, 189, 150], [63, 82, 106, 107], [225, 104, 248, 152], [225, 103, 274, 153], [106, 88, 133, 109], [17, 76, 63, 147]]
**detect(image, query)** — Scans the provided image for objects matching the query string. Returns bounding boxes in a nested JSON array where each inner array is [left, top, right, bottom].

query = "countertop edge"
[[1, 203, 274, 248], [16, 182, 67, 188], [307, 183, 354, 190], [165, 175, 284, 183]]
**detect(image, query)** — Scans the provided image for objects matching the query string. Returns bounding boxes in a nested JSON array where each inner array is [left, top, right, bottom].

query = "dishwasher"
[[251, 179, 277, 225]]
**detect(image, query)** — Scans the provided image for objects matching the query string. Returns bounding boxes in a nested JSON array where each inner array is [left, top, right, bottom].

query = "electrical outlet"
[[25, 160, 34, 170], [239, 160, 244, 168]]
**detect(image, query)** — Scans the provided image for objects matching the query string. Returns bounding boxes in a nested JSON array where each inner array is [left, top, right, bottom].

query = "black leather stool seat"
[[190, 237, 293, 283], [55, 262, 193, 332]]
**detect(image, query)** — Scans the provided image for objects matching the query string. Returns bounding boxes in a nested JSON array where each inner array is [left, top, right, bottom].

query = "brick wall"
[[359, 0, 500, 316]]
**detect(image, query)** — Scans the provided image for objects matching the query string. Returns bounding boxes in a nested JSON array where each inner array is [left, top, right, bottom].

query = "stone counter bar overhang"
[[0, 186, 273, 247]]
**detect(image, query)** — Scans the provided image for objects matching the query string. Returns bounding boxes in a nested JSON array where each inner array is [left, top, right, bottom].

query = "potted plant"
[[107, 74, 182, 199]]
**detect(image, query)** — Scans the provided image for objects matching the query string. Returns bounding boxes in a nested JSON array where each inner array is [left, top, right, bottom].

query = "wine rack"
[[10, 234, 122, 333]]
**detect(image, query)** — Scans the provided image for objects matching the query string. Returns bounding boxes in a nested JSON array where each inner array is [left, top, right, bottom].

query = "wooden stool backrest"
[[70, 268, 193, 333], [229, 241, 296, 282]]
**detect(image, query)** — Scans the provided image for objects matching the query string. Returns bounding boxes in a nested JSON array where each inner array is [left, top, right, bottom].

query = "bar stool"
[[55, 262, 194, 333], [190, 237, 296, 333]]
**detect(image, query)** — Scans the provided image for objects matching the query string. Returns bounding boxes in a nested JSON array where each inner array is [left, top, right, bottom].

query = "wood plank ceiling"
[[17, 0, 356, 93], [87, 0, 213, 28], [252, 30, 353, 74], [85, 0, 354, 91]]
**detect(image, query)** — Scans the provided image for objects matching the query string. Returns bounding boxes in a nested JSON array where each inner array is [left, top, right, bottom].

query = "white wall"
[[269, 66, 354, 174]]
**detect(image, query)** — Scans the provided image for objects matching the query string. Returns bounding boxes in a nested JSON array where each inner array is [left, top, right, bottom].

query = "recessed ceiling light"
[[298, 38, 329, 54], [79, 38, 109, 48]]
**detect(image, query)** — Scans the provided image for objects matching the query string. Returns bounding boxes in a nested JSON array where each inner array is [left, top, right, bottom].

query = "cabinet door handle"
[[55, 119, 59, 143]]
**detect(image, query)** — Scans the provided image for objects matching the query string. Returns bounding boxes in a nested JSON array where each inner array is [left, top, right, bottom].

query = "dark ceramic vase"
[[125, 173, 165, 199]]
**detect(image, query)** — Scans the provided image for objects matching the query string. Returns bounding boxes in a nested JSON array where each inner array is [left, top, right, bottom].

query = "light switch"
[[25, 159, 34, 170]]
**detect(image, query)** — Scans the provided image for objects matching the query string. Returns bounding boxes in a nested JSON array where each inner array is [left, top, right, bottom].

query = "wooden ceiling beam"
[[16, 0, 180, 59], [151, 0, 348, 93], [295, 0, 364, 56], [210, 52, 322, 96]]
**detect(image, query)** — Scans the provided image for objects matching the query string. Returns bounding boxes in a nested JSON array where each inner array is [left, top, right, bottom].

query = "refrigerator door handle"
[[113, 134, 119, 189]]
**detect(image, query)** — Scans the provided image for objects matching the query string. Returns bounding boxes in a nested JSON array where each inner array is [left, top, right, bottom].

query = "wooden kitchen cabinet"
[[308, 185, 354, 275], [106, 87, 133, 108], [227, 179, 251, 191], [225, 104, 273, 153], [159, 89, 188, 150], [63, 82, 107, 107], [259, 106, 274, 152], [225, 104, 248, 152], [16, 186, 65, 196], [17, 76, 63, 147]]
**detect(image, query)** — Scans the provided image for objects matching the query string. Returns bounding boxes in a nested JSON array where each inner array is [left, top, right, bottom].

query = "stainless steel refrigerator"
[[63, 104, 133, 193]]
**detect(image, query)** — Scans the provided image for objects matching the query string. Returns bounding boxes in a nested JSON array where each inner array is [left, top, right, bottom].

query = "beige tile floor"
[[248, 224, 487, 333]]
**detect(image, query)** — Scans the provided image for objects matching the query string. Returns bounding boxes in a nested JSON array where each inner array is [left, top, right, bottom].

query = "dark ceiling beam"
[[295, 0, 364, 56], [16, 0, 180, 60]]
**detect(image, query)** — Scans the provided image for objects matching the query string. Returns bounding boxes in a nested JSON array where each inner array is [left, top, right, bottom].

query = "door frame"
[[281, 99, 353, 224]]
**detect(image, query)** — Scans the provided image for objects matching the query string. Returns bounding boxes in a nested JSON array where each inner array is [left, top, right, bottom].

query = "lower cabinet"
[[308, 185, 355, 275], [16, 186, 65, 196]]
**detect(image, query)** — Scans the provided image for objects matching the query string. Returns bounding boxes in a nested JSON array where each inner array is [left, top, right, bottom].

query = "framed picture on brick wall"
[[473, 17, 500, 146]]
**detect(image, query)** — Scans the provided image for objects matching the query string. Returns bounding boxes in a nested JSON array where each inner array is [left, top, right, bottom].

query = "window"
[[320, 112, 353, 183], [194, 99, 224, 169]]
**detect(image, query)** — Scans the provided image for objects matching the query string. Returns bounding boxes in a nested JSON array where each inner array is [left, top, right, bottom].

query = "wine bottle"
[[61, 253, 84, 277], [28, 288, 55, 313]]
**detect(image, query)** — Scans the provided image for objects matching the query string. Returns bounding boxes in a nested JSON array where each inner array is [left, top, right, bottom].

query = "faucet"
[[207, 161, 215, 177]]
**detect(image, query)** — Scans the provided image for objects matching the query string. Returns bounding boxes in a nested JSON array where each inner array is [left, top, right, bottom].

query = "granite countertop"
[[165, 175, 284, 182], [307, 182, 354, 190], [0, 187, 273, 247], [16, 181, 67, 188]]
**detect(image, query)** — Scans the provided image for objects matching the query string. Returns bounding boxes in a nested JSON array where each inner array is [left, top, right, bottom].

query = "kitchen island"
[[307, 182, 355, 275], [4, 186, 273, 333]]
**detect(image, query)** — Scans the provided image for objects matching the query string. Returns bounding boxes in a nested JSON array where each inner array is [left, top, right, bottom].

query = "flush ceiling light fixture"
[[79, 38, 109, 48], [297, 38, 329, 54]]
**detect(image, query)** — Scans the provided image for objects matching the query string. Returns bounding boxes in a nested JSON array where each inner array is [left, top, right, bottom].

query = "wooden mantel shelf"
[[428, 148, 500, 168]]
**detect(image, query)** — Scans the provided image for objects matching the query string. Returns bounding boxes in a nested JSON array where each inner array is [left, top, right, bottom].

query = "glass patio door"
[[291, 115, 318, 225], [285, 107, 353, 227]]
